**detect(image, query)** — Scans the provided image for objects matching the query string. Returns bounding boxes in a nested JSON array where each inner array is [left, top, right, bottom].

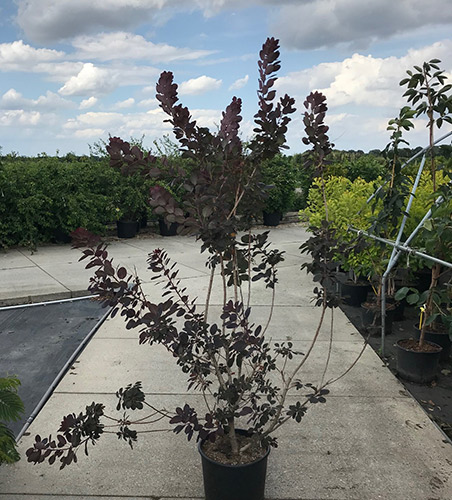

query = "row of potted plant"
[[301, 58, 452, 384]]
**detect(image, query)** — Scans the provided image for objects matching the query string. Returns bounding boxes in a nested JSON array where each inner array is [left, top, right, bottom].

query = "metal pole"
[[348, 228, 452, 270], [364, 130, 452, 206], [0, 294, 98, 311]]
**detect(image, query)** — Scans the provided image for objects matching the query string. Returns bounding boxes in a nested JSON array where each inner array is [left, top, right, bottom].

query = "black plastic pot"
[[413, 325, 451, 362], [392, 299, 406, 321], [53, 228, 71, 244], [158, 219, 178, 236], [360, 302, 395, 335], [198, 430, 270, 500], [339, 280, 370, 306], [414, 268, 432, 292], [396, 339, 442, 384], [263, 211, 281, 227], [140, 213, 148, 228], [116, 220, 138, 238]]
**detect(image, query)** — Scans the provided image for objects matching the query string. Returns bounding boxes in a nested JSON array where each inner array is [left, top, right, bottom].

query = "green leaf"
[[406, 293, 420, 305], [395, 287, 409, 300]]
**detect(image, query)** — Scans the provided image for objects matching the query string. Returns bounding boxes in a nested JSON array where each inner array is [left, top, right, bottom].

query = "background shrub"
[[260, 154, 298, 214], [0, 156, 119, 248]]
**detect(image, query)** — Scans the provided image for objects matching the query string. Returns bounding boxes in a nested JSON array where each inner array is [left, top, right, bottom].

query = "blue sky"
[[0, 0, 451, 156]]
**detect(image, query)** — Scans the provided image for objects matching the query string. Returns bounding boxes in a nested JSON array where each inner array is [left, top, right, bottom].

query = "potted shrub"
[[107, 138, 160, 238], [301, 175, 378, 306], [392, 59, 452, 382], [25, 39, 365, 500], [395, 178, 452, 370], [260, 154, 297, 226], [114, 177, 146, 238]]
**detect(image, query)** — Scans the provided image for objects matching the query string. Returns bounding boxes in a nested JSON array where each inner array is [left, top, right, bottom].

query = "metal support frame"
[[347, 130, 452, 357]]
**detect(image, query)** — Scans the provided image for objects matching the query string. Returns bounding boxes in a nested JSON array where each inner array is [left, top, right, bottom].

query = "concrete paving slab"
[[0, 267, 69, 305], [2, 392, 450, 500], [95, 304, 358, 343], [2, 224, 452, 500], [0, 394, 206, 499], [267, 395, 452, 500], [53, 333, 398, 397], [125, 234, 201, 253], [136, 263, 315, 309], [31, 262, 93, 293], [0, 249, 34, 269]]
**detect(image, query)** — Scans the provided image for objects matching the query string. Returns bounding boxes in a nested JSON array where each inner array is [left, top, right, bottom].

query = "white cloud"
[[59, 108, 173, 143], [114, 98, 135, 109], [59, 63, 117, 96], [138, 97, 159, 108], [72, 32, 215, 62], [272, 0, 452, 50], [15, 0, 250, 42], [0, 40, 64, 71], [179, 75, 222, 95], [79, 97, 98, 109], [16, 0, 452, 48], [59, 63, 160, 97], [65, 112, 124, 128], [16, 0, 157, 43], [191, 108, 221, 129], [0, 110, 41, 127], [276, 40, 452, 110], [0, 89, 73, 111], [73, 128, 106, 139], [229, 75, 249, 91]]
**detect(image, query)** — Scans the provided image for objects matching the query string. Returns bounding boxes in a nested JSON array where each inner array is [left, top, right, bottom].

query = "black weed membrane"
[[0, 298, 108, 437]]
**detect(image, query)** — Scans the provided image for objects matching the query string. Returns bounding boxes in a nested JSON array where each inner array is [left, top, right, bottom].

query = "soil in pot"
[[396, 338, 442, 384], [116, 220, 137, 238], [413, 324, 451, 362], [361, 301, 396, 336], [263, 211, 281, 227], [199, 430, 269, 500], [339, 279, 370, 307]]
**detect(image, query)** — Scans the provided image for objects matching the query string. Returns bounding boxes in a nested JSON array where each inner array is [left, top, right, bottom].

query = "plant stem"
[[420, 263, 441, 347], [227, 417, 239, 455]]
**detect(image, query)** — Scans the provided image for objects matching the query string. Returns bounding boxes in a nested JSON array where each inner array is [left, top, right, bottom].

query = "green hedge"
[[0, 156, 121, 248]]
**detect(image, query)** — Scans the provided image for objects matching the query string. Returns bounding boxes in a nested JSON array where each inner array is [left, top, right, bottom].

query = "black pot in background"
[[116, 220, 138, 238], [396, 339, 442, 384], [198, 430, 270, 500], [361, 301, 396, 336], [392, 299, 406, 321], [338, 279, 370, 307], [158, 219, 178, 236], [140, 213, 148, 228], [413, 325, 451, 363], [263, 211, 281, 227], [53, 228, 71, 244], [415, 268, 432, 292]]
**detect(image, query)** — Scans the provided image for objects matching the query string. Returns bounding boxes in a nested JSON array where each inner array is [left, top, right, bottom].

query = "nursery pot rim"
[[413, 322, 449, 335], [198, 430, 270, 468], [396, 338, 443, 354]]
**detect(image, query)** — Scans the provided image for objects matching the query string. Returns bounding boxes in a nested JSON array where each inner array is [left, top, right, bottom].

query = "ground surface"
[[0, 299, 106, 436], [340, 300, 452, 442]]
